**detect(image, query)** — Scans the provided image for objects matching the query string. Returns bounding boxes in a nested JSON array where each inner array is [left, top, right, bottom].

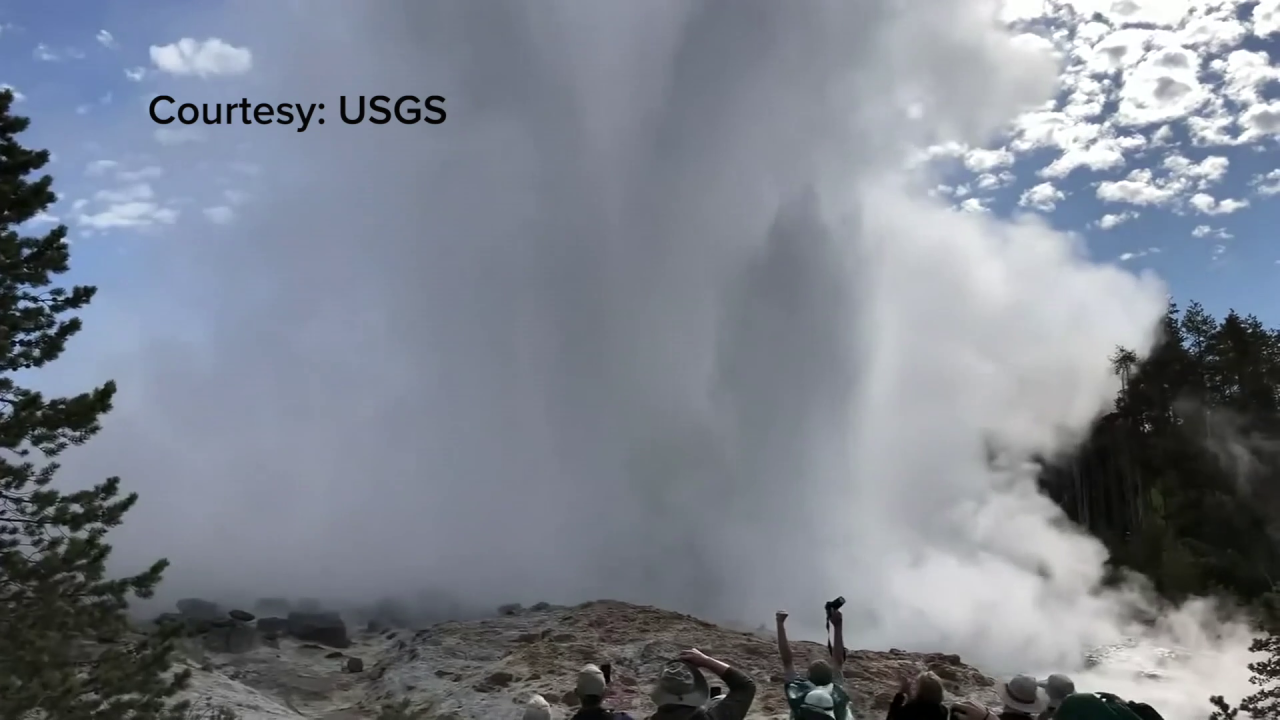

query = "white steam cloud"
[[37, 1, 1257, 718]]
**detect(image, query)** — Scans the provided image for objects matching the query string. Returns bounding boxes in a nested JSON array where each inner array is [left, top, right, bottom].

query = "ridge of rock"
[[361, 599, 1000, 719], [157, 599, 1000, 718]]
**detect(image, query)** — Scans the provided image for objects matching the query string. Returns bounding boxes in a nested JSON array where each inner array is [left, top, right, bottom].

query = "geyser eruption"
[[49, 1, 1257, 717]]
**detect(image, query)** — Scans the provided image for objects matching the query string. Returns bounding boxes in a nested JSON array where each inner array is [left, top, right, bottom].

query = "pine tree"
[[0, 88, 192, 718], [1209, 633, 1280, 719]]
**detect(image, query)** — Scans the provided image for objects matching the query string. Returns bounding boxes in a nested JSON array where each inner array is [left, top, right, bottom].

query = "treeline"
[[1039, 301, 1280, 618]]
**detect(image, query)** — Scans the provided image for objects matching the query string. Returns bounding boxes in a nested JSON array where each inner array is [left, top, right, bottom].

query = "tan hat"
[[649, 660, 709, 708], [996, 674, 1048, 714]]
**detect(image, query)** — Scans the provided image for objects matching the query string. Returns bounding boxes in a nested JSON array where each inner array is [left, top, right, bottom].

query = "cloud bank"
[[40, 1, 1257, 716]]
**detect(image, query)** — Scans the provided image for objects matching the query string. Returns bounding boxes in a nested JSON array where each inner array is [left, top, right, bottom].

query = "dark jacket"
[[649, 667, 756, 720], [887, 693, 949, 720]]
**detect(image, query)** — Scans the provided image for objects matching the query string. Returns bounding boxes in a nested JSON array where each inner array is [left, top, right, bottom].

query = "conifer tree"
[[0, 88, 191, 718]]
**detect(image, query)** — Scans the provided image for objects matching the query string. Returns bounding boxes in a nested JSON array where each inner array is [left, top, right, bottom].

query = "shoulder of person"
[[783, 678, 815, 698]]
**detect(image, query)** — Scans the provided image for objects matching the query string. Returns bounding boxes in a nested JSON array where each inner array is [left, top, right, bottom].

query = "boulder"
[[203, 623, 258, 654], [497, 603, 524, 616], [229, 609, 255, 622], [286, 611, 350, 648], [176, 598, 222, 621], [257, 617, 289, 635], [345, 657, 364, 673]]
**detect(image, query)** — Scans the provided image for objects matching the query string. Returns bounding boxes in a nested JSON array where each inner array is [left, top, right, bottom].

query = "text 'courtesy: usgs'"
[[148, 95, 447, 132]]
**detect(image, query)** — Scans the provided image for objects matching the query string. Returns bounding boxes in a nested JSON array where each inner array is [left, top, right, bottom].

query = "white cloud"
[[77, 203, 178, 230], [21, 211, 60, 229], [85, 159, 119, 176], [1, 84, 25, 102], [1192, 225, 1233, 239], [33, 43, 59, 61], [155, 127, 207, 145], [95, 183, 155, 204], [1251, 169, 1280, 196], [124, 67, 147, 82], [1117, 247, 1162, 262], [1161, 154, 1228, 189], [203, 206, 236, 225], [1018, 182, 1065, 212], [1257, 0, 1280, 37], [77, 182, 177, 230], [1096, 211, 1139, 230], [1187, 193, 1248, 215], [223, 189, 251, 205], [117, 166, 164, 182], [96, 30, 116, 49], [956, 197, 989, 213], [149, 38, 252, 78], [974, 171, 1015, 191], [962, 147, 1015, 172], [1096, 169, 1180, 206]]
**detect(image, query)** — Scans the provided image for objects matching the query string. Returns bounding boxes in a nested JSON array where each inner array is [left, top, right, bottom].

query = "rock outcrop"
[[360, 600, 1000, 719], [286, 611, 351, 649]]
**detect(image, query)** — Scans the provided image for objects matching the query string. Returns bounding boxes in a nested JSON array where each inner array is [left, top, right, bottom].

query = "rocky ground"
[[153, 598, 1002, 719]]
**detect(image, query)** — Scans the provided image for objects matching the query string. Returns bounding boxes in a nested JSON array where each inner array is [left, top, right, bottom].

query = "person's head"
[[1038, 673, 1075, 713], [912, 671, 944, 705], [576, 664, 607, 708], [807, 659, 834, 686], [795, 686, 839, 720], [995, 674, 1049, 717], [523, 694, 552, 720], [649, 659, 709, 709]]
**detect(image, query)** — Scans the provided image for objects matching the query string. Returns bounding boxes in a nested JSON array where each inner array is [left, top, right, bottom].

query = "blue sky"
[[1, 0, 1278, 328]]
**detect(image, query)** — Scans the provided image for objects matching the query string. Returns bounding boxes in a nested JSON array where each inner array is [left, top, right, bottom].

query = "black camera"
[[824, 596, 846, 616]]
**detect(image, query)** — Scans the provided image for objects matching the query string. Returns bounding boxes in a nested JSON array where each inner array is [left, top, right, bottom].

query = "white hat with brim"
[[996, 674, 1049, 714]]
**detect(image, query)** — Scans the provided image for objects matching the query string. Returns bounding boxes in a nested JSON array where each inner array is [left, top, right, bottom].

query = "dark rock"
[[229, 609, 255, 622], [176, 598, 222, 620], [202, 623, 257, 654], [325, 651, 345, 659], [366, 619, 387, 633], [530, 601, 552, 611], [497, 603, 523, 616], [300, 643, 324, 650], [345, 657, 364, 673], [261, 634, 280, 649], [287, 612, 350, 648], [256, 617, 288, 635], [487, 671, 514, 687], [562, 690, 580, 707]]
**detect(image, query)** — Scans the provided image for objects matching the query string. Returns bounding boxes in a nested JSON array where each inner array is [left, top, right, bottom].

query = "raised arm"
[[775, 610, 796, 681], [679, 649, 757, 720], [828, 607, 846, 681]]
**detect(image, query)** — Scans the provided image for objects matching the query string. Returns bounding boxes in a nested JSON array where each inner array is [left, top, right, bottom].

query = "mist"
[[37, 0, 1259, 717]]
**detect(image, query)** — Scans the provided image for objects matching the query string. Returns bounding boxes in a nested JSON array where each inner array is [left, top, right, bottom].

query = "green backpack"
[[783, 679, 852, 720], [1054, 692, 1164, 720]]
